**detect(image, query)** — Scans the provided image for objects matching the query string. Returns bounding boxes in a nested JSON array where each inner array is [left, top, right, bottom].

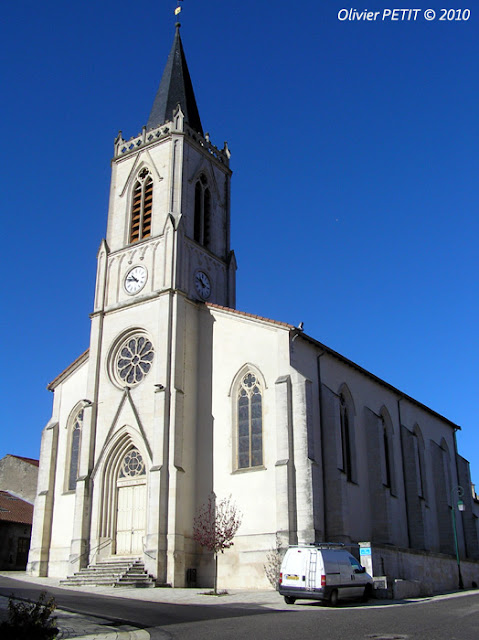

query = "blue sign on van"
[[360, 547, 371, 556]]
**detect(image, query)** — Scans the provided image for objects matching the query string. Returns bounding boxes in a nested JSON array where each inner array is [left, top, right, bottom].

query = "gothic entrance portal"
[[115, 448, 146, 555]]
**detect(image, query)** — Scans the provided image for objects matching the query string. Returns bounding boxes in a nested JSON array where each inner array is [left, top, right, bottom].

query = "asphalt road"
[[164, 591, 479, 640], [1, 575, 478, 640]]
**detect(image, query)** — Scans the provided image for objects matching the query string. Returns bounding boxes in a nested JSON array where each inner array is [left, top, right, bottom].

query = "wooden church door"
[[115, 448, 147, 555]]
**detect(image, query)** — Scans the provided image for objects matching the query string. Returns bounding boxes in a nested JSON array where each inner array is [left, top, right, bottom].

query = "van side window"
[[349, 556, 362, 571]]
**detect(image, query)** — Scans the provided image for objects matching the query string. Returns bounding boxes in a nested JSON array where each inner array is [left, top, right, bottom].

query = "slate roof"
[[0, 491, 34, 525], [206, 303, 460, 430], [147, 23, 203, 135]]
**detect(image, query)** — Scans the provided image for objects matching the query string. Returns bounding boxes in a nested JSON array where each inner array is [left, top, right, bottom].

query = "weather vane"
[[174, 0, 183, 19]]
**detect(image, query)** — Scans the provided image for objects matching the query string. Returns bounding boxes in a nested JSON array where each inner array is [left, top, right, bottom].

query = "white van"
[[278, 543, 373, 606]]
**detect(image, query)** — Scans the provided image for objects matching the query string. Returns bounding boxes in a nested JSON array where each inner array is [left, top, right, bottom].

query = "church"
[[28, 24, 479, 594]]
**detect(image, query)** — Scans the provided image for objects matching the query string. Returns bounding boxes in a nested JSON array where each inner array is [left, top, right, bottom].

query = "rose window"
[[120, 448, 145, 478], [116, 335, 154, 386]]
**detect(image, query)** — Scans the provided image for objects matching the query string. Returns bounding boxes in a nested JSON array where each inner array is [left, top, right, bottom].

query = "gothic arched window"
[[67, 409, 83, 491], [337, 387, 357, 483], [130, 168, 153, 243], [441, 438, 452, 505], [339, 394, 353, 481], [194, 174, 211, 249], [380, 409, 396, 494], [237, 372, 263, 469], [413, 425, 427, 501], [382, 418, 392, 488]]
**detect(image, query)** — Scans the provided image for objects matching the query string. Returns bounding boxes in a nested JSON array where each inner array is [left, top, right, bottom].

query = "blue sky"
[[2, 1, 478, 486]]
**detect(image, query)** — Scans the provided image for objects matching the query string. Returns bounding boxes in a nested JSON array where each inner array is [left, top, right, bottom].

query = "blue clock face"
[[194, 270, 211, 299]]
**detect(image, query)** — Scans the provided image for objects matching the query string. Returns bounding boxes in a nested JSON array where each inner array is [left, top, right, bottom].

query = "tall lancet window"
[[194, 174, 211, 249], [68, 409, 83, 491], [237, 372, 263, 469], [380, 412, 395, 492], [339, 394, 353, 481], [130, 168, 153, 243]]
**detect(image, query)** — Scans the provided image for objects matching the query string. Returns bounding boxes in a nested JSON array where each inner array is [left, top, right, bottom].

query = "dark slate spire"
[[146, 23, 203, 135]]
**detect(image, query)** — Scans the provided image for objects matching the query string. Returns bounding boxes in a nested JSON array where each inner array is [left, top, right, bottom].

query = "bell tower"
[[97, 23, 236, 314], [65, 23, 237, 585]]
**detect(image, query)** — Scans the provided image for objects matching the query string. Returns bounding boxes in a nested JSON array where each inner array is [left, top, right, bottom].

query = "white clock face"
[[125, 265, 147, 295], [194, 270, 211, 300]]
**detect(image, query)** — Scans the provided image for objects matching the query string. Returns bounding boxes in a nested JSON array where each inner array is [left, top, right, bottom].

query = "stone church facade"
[[28, 26, 479, 592]]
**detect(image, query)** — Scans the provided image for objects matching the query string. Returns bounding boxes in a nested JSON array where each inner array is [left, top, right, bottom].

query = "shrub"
[[0, 591, 58, 640], [264, 534, 285, 590]]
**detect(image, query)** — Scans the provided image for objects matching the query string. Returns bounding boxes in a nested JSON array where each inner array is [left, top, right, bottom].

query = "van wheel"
[[284, 596, 296, 605], [361, 584, 372, 603], [329, 589, 339, 607]]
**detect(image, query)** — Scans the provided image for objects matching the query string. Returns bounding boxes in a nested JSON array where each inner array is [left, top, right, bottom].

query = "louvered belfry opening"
[[142, 177, 152, 238], [130, 169, 153, 243]]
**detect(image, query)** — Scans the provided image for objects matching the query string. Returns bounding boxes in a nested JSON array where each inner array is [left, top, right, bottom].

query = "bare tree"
[[193, 493, 242, 594]]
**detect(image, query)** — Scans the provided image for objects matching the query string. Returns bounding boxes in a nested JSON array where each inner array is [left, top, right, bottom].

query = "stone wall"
[[370, 543, 479, 595]]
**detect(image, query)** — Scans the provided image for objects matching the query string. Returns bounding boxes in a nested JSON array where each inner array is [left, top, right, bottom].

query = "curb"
[[71, 632, 150, 640]]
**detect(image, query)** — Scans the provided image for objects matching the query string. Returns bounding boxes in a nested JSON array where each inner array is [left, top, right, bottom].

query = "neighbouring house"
[[0, 455, 38, 570], [0, 455, 39, 504]]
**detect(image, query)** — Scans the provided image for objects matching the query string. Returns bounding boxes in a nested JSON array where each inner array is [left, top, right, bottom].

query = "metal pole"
[[450, 486, 464, 590]]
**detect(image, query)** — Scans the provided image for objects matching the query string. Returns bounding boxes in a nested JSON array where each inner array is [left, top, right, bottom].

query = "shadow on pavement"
[[0, 575, 283, 630]]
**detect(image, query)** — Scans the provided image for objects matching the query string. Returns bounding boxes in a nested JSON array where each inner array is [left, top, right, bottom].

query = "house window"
[[68, 409, 83, 491], [237, 372, 263, 469], [194, 174, 211, 249], [130, 168, 153, 243]]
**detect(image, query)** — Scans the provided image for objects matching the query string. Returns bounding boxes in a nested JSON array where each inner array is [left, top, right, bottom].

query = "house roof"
[[0, 491, 34, 525], [146, 23, 203, 135]]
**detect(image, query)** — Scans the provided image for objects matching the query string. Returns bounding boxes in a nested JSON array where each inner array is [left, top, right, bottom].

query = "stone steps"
[[60, 557, 155, 588]]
